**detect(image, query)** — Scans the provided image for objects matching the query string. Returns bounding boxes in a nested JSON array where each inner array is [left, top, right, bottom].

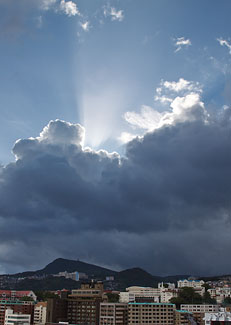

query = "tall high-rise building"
[[46, 298, 68, 324], [67, 282, 107, 325]]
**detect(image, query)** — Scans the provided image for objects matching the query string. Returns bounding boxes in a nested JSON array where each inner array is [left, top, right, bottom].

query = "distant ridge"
[[37, 258, 117, 277], [2, 258, 190, 290]]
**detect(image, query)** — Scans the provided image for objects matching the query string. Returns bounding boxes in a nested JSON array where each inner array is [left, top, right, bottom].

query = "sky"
[[1, 0, 231, 276]]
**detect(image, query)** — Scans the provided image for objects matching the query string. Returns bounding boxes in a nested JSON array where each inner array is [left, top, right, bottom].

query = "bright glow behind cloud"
[[81, 84, 126, 149]]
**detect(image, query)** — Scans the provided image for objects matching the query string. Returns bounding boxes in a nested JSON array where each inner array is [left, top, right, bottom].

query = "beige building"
[[100, 303, 128, 325], [181, 304, 219, 314], [181, 305, 220, 325], [128, 302, 175, 324], [174, 310, 195, 325], [119, 287, 161, 303], [34, 302, 47, 325]]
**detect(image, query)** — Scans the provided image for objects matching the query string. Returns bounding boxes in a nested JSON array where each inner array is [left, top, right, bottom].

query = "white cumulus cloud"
[[122, 79, 207, 138], [60, 0, 80, 16], [174, 37, 191, 52]]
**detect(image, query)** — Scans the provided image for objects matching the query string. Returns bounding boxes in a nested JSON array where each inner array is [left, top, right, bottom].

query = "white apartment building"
[[119, 286, 161, 303], [208, 287, 231, 303], [181, 304, 220, 314], [177, 279, 205, 289], [119, 285, 179, 304], [33, 302, 47, 325], [204, 311, 231, 324], [5, 309, 31, 325]]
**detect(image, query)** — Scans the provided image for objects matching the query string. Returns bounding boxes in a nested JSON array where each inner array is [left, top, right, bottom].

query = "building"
[[46, 298, 68, 324], [0, 300, 34, 325], [128, 302, 175, 324], [5, 309, 31, 325], [177, 280, 205, 289], [67, 282, 107, 325], [174, 310, 197, 325], [119, 287, 161, 303], [181, 305, 220, 314], [0, 291, 36, 301], [181, 305, 220, 325], [208, 287, 231, 304], [54, 271, 88, 281], [204, 311, 231, 324], [100, 303, 128, 325], [33, 302, 47, 325]]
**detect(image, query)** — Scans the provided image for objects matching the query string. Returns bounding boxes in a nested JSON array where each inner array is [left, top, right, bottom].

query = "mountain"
[[3, 258, 192, 291], [115, 267, 162, 289], [36, 258, 116, 277]]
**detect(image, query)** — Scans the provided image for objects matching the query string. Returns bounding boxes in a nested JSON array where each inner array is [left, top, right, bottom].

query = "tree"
[[223, 297, 231, 304], [170, 287, 203, 308], [203, 291, 216, 304], [202, 283, 211, 291], [106, 293, 119, 303], [19, 296, 34, 301], [35, 291, 58, 301]]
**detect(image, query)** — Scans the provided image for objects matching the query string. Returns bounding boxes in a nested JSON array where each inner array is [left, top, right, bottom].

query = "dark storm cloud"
[[0, 113, 231, 275]]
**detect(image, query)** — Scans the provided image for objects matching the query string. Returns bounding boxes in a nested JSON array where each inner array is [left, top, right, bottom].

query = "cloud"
[[124, 105, 164, 131], [59, 0, 80, 17], [154, 78, 202, 103], [174, 36, 191, 52], [1, 104, 231, 275], [217, 37, 231, 54], [40, 0, 57, 11], [123, 78, 205, 133], [80, 21, 90, 32], [161, 78, 201, 93], [103, 6, 124, 22]]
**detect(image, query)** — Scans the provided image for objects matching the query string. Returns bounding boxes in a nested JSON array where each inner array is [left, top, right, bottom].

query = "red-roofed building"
[[0, 291, 37, 301]]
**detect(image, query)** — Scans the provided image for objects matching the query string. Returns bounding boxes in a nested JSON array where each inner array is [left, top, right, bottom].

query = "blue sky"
[[1, 0, 231, 162], [1, 0, 231, 274]]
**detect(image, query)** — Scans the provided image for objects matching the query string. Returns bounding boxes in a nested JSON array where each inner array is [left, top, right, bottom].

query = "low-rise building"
[[178, 280, 205, 289], [0, 291, 36, 301], [181, 305, 220, 325], [100, 303, 128, 325], [5, 309, 31, 325], [204, 311, 231, 324], [181, 305, 220, 314], [128, 302, 175, 324], [0, 300, 34, 325], [119, 286, 161, 303], [208, 287, 231, 303], [174, 310, 197, 325]]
